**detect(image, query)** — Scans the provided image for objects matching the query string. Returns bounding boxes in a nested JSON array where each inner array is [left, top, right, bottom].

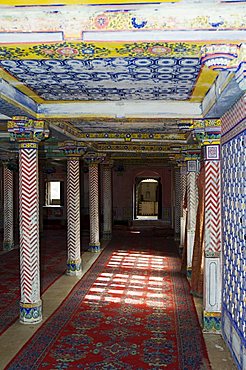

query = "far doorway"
[[134, 178, 162, 220]]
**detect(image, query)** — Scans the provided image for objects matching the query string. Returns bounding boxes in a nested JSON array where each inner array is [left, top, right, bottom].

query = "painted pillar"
[[202, 142, 222, 333], [102, 159, 113, 240], [193, 120, 222, 333], [13, 169, 20, 244], [200, 44, 245, 339], [174, 167, 181, 240], [60, 142, 86, 276], [186, 159, 199, 278], [84, 152, 106, 252], [3, 162, 14, 250], [179, 163, 187, 251], [0, 163, 3, 231], [8, 116, 49, 324], [39, 161, 45, 234]]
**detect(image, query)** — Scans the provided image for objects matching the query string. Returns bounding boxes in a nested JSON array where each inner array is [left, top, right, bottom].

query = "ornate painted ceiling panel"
[[0, 56, 200, 101]]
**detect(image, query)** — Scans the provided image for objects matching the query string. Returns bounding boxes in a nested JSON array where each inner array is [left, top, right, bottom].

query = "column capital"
[[201, 142, 220, 161], [101, 158, 114, 168], [59, 141, 87, 158], [201, 43, 241, 71], [7, 116, 49, 144], [178, 162, 187, 175], [182, 148, 201, 162], [201, 43, 246, 91], [2, 159, 18, 172], [84, 152, 106, 166], [194, 129, 221, 146]]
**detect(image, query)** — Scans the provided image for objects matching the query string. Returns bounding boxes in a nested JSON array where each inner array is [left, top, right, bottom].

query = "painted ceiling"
[[0, 1, 245, 161], [0, 56, 201, 101]]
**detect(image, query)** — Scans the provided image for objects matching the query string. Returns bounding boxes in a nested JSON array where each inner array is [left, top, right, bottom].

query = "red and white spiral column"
[[67, 157, 82, 275], [203, 143, 222, 332], [8, 116, 49, 324], [102, 160, 113, 240], [186, 159, 199, 278], [3, 163, 14, 251], [84, 152, 106, 252], [179, 163, 187, 251], [60, 142, 86, 276]]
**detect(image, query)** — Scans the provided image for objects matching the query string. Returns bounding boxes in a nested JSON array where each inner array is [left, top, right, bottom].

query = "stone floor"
[[0, 240, 237, 370]]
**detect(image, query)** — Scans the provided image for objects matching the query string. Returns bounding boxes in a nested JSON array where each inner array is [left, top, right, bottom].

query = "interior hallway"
[[0, 227, 236, 369]]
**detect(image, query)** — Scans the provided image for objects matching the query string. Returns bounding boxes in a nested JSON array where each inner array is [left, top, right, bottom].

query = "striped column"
[[19, 142, 41, 323], [3, 163, 14, 251], [174, 167, 181, 240], [102, 160, 113, 240], [39, 161, 45, 234], [186, 160, 199, 278], [0, 163, 3, 231], [60, 142, 86, 276], [8, 116, 49, 325], [84, 152, 106, 252], [180, 164, 187, 251], [203, 144, 222, 333], [66, 157, 82, 276]]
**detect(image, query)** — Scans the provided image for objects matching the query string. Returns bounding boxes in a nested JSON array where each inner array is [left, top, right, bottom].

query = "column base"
[[20, 300, 42, 324], [187, 268, 192, 279], [174, 233, 180, 242], [102, 232, 112, 241], [203, 311, 221, 333], [88, 243, 101, 253], [3, 241, 14, 251], [66, 258, 82, 276]]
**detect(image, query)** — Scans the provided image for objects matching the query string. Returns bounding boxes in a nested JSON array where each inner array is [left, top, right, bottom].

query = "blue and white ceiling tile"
[[0, 57, 201, 101]]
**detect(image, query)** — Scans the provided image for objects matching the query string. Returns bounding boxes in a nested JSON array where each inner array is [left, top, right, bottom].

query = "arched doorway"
[[134, 177, 162, 220]]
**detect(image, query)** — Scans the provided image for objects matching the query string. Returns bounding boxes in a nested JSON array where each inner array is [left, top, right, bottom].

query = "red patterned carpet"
[[6, 231, 211, 369], [0, 229, 67, 335]]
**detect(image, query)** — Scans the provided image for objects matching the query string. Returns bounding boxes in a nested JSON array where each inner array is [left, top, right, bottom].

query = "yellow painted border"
[[190, 66, 218, 103], [0, 41, 202, 59], [0, 69, 44, 104], [0, 0, 179, 5]]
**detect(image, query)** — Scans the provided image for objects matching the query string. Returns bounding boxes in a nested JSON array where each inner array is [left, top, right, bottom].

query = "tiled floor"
[[0, 236, 237, 370]]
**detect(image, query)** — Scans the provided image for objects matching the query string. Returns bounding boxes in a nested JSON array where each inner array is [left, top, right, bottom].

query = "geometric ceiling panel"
[[0, 57, 200, 101]]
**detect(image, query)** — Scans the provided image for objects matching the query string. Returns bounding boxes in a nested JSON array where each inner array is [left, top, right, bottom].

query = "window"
[[45, 181, 64, 206]]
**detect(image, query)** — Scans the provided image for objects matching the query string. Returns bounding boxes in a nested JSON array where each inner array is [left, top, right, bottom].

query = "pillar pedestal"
[[20, 300, 42, 324]]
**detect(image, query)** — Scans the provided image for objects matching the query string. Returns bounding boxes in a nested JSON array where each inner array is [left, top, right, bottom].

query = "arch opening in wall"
[[134, 177, 162, 220]]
